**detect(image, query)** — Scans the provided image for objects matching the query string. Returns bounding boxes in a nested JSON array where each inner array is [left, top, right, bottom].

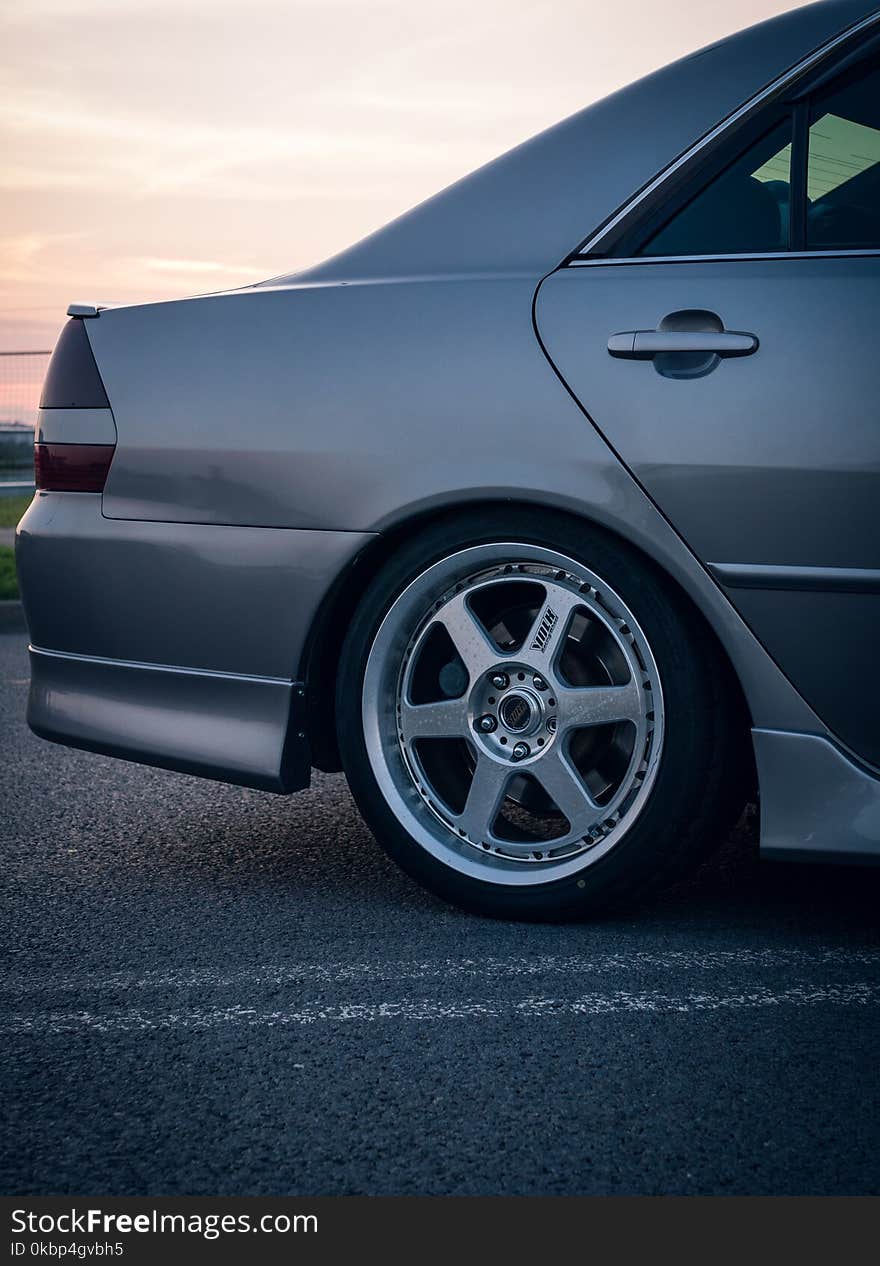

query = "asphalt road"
[[1, 630, 879, 1196]]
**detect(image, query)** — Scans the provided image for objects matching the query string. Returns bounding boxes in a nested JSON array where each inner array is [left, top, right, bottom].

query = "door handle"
[[608, 330, 759, 359]]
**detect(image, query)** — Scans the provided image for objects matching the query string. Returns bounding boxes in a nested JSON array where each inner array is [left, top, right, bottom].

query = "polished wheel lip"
[[361, 542, 664, 887]]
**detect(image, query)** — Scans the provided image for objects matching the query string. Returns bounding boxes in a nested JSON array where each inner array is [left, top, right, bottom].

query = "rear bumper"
[[15, 491, 372, 790], [28, 646, 310, 792], [16, 492, 372, 678]]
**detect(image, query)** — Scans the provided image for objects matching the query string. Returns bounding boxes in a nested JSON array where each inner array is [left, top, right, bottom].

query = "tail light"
[[36, 315, 116, 492], [34, 443, 115, 492]]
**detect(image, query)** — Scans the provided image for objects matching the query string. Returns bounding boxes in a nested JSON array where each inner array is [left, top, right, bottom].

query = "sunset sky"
[[1, 0, 804, 360]]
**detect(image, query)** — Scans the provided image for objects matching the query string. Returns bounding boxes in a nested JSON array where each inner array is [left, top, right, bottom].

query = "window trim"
[[790, 101, 810, 251], [568, 9, 880, 264], [568, 248, 880, 268]]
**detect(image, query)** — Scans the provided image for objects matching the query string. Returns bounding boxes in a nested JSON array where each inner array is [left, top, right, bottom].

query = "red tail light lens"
[[34, 442, 115, 492]]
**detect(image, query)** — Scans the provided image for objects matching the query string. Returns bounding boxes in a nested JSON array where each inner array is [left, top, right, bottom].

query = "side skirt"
[[755, 728, 880, 863]]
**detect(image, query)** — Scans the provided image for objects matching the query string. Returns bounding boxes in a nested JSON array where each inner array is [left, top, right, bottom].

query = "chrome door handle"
[[608, 330, 759, 359]]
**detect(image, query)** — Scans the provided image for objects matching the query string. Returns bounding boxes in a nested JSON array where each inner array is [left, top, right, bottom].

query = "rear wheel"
[[337, 509, 740, 919]]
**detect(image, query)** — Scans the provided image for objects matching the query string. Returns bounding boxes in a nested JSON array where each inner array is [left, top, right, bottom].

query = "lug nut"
[[490, 672, 509, 690], [546, 718, 557, 734], [533, 675, 548, 691], [477, 714, 497, 733], [512, 741, 530, 760]]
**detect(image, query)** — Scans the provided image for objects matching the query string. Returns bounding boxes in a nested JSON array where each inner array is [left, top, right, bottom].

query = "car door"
[[535, 53, 880, 767]]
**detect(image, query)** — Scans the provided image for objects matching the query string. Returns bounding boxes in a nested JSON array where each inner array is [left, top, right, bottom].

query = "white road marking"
[[3, 984, 877, 1033], [1, 948, 878, 994]]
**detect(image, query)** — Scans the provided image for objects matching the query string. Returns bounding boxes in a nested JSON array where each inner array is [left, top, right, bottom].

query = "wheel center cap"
[[499, 690, 540, 735]]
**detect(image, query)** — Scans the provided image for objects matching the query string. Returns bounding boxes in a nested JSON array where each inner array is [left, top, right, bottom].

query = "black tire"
[[336, 507, 744, 920]]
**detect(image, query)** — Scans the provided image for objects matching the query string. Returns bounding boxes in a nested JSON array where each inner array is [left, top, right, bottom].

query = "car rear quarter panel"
[[85, 277, 828, 742], [94, 277, 605, 532]]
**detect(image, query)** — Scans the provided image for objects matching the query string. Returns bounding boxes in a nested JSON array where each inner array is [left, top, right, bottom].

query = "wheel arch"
[[299, 495, 755, 788]]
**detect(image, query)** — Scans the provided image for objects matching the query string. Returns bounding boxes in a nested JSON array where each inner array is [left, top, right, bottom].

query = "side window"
[[637, 120, 793, 257], [807, 61, 880, 249]]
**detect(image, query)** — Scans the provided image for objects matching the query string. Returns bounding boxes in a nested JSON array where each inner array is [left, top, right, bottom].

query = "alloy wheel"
[[361, 542, 664, 886]]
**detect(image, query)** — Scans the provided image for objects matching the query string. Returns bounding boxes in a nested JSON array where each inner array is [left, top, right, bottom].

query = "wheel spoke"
[[558, 678, 643, 731], [520, 586, 584, 668], [431, 590, 498, 681], [456, 755, 510, 843], [399, 695, 469, 742], [531, 748, 600, 834]]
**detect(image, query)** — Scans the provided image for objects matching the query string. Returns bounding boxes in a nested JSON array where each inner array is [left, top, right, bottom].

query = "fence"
[[0, 350, 50, 473]]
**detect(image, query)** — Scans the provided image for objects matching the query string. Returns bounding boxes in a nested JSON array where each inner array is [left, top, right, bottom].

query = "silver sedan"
[[16, 0, 880, 918]]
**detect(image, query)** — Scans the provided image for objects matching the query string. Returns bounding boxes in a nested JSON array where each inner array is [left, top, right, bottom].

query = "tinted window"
[[638, 121, 792, 257], [807, 62, 880, 249]]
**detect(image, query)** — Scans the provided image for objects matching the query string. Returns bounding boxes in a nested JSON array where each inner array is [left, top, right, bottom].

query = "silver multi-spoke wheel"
[[361, 542, 664, 886]]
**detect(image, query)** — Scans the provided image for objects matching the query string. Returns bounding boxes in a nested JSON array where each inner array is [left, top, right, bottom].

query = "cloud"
[[0, 232, 80, 283], [130, 256, 267, 277], [0, 86, 491, 202], [1, 0, 380, 18]]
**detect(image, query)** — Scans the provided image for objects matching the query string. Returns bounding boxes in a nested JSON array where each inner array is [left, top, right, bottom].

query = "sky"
[[0, 0, 806, 362]]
